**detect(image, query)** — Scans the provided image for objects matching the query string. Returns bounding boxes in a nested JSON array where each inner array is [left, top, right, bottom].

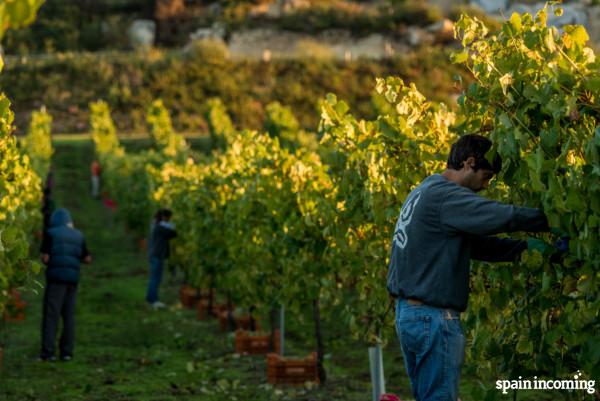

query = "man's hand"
[[41, 253, 49, 264], [83, 255, 92, 264]]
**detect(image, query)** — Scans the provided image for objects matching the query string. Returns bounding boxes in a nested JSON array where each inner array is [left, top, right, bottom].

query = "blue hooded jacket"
[[44, 208, 87, 284]]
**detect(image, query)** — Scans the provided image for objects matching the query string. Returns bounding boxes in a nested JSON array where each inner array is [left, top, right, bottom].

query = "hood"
[[50, 208, 72, 228]]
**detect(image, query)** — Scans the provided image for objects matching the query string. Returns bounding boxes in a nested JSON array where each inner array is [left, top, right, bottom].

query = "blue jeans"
[[145, 257, 164, 303], [395, 299, 465, 401]]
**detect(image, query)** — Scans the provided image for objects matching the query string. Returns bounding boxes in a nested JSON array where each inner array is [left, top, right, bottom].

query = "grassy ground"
[[0, 140, 560, 401]]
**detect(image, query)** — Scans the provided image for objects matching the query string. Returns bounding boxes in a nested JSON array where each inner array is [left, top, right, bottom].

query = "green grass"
[[51, 133, 212, 154], [0, 139, 562, 401]]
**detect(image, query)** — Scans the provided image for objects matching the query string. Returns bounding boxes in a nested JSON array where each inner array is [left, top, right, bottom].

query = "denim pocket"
[[397, 315, 431, 355]]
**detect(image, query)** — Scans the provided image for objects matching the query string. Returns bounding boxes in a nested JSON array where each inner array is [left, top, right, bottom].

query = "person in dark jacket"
[[40, 208, 91, 362], [387, 135, 553, 401], [146, 208, 177, 309]]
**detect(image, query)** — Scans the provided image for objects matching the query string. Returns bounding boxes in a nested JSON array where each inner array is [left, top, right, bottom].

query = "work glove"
[[527, 237, 570, 262], [527, 238, 552, 254], [550, 228, 570, 250], [555, 236, 569, 253]]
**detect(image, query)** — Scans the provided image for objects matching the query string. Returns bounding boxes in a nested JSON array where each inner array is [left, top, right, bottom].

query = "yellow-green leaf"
[[451, 51, 469, 64], [510, 13, 522, 32], [564, 25, 589, 48]]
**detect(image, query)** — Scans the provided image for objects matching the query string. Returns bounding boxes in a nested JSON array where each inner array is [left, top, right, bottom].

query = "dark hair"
[[447, 134, 502, 174], [154, 208, 173, 222]]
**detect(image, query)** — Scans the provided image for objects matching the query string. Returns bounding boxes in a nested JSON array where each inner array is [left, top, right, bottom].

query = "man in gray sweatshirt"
[[387, 135, 549, 401]]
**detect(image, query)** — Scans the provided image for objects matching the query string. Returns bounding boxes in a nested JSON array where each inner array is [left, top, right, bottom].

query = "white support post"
[[369, 342, 386, 401], [280, 305, 285, 356]]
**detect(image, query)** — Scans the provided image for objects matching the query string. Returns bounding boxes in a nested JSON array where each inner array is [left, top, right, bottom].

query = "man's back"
[[387, 174, 546, 311], [43, 208, 87, 284], [149, 221, 177, 260]]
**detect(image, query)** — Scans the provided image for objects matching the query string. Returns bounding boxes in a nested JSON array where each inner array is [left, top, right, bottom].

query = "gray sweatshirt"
[[387, 174, 548, 311]]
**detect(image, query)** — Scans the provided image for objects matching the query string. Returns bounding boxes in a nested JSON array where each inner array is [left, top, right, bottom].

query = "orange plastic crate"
[[217, 310, 260, 332], [179, 285, 198, 308], [235, 329, 280, 355], [266, 352, 319, 385], [196, 300, 229, 320], [196, 299, 210, 320], [3, 311, 25, 322], [3, 290, 26, 322]]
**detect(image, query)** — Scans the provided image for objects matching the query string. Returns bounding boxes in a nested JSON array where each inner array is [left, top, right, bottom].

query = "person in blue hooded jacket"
[[39, 208, 91, 361]]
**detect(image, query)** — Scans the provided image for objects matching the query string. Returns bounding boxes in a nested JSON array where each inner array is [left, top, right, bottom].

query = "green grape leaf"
[[451, 51, 469, 64], [584, 77, 600, 92], [516, 338, 533, 354]]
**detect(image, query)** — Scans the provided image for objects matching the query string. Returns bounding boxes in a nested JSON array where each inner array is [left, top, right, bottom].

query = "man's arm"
[[40, 232, 51, 264], [441, 187, 548, 236], [156, 223, 177, 239], [469, 235, 527, 262], [81, 239, 92, 264]]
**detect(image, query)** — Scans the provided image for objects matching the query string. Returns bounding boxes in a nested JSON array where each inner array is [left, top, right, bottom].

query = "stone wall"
[[227, 29, 410, 60], [437, 0, 600, 47]]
